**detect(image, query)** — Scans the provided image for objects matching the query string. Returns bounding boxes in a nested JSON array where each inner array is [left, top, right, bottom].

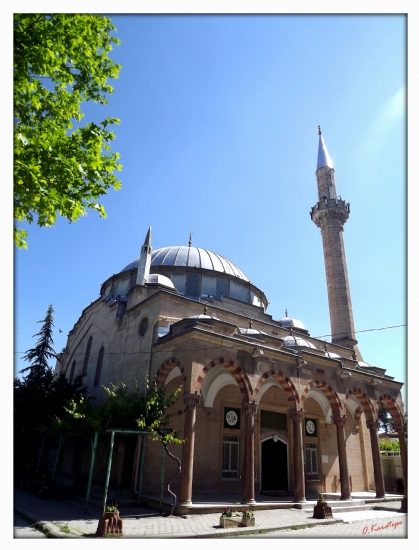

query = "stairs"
[[295, 499, 372, 514]]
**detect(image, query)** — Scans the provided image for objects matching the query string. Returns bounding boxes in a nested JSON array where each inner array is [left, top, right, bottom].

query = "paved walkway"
[[14, 488, 406, 539]]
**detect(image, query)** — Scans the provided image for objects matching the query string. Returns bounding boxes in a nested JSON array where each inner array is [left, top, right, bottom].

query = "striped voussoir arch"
[[344, 388, 375, 422], [301, 380, 343, 416], [377, 394, 405, 425], [196, 357, 251, 399], [155, 357, 187, 387], [254, 368, 299, 408]]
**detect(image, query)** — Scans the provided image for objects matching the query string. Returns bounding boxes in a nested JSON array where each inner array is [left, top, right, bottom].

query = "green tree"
[[20, 304, 56, 380], [14, 14, 122, 249], [14, 305, 88, 484], [378, 405, 395, 434]]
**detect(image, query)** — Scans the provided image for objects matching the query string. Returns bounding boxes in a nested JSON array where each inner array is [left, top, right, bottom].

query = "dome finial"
[[352, 349, 358, 361], [188, 232, 193, 247], [318, 124, 322, 135], [204, 303, 208, 315], [324, 341, 328, 351], [285, 308, 288, 318], [249, 317, 253, 329]]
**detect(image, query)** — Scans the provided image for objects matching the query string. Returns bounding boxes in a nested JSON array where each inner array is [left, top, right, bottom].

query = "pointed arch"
[[155, 357, 187, 388], [344, 388, 376, 422], [301, 380, 343, 416], [196, 357, 251, 400], [377, 394, 405, 425], [254, 368, 299, 409]]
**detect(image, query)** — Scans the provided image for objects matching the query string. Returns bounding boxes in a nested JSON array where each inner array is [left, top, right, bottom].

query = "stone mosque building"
[[54, 129, 407, 506]]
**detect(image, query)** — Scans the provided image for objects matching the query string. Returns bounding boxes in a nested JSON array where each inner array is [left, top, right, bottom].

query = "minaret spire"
[[136, 225, 152, 286], [310, 128, 362, 359]]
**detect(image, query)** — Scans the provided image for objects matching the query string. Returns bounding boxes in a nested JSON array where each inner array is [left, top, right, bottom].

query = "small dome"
[[146, 273, 175, 289], [357, 361, 371, 368], [278, 317, 306, 330], [239, 328, 267, 336], [325, 351, 342, 359], [282, 335, 317, 349]]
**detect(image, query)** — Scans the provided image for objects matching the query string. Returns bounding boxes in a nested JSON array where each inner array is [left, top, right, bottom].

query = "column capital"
[[332, 416, 347, 428], [395, 424, 407, 436], [242, 401, 258, 416], [289, 409, 305, 423], [183, 392, 201, 409], [366, 419, 380, 431]]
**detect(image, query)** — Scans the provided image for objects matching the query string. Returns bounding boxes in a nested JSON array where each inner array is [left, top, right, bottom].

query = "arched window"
[[69, 360, 76, 384], [82, 336, 92, 376], [93, 346, 105, 387]]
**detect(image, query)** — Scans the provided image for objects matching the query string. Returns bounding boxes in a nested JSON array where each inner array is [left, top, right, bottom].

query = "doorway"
[[261, 437, 288, 491]]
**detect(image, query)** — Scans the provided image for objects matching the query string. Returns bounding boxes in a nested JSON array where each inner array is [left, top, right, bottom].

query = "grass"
[[58, 523, 71, 534]]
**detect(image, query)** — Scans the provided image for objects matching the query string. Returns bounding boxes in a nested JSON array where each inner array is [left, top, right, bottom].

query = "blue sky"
[[14, 14, 407, 406]]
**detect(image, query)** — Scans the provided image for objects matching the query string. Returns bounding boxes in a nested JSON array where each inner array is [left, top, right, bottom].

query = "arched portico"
[[378, 394, 407, 493]]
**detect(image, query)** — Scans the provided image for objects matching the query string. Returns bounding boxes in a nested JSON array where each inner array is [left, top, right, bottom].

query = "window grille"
[[305, 442, 319, 477], [222, 436, 240, 479]]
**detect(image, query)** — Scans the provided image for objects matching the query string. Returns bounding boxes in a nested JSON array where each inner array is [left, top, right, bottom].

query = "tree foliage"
[[14, 14, 122, 248], [20, 304, 56, 379], [52, 379, 184, 444], [378, 405, 395, 434], [14, 305, 88, 473], [379, 440, 400, 451]]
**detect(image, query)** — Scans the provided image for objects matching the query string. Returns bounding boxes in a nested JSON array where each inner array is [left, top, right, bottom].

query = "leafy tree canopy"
[[52, 379, 184, 444], [378, 405, 395, 434], [14, 14, 122, 249]]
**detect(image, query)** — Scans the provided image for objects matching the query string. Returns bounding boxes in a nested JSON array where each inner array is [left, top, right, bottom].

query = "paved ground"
[[14, 513, 47, 539], [13, 488, 407, 539]]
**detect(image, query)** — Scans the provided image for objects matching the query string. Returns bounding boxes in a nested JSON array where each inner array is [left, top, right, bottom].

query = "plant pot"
[[96, 512, 123, 536], [241, 517, 255, 527], [220, 516, 241, 528]]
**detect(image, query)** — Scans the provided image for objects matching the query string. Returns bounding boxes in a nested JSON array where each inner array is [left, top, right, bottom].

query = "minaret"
[[310, 127, 362, 358], [136, 226, 152, 285]]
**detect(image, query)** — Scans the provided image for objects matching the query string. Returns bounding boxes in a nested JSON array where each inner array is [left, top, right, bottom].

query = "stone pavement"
[[14, 488, 406, 539]]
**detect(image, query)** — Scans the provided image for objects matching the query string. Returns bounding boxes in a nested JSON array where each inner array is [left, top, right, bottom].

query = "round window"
[[138, 317, 149, 338]]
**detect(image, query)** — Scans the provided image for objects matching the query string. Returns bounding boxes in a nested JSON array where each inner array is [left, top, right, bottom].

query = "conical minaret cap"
[[316, 126, 334, 170], [143, 225, 152, 247]]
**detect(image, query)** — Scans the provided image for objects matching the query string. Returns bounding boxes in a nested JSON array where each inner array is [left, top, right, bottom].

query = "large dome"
[[121, 246, 250, 281]]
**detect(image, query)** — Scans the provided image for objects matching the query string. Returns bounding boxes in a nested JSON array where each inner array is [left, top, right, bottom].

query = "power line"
[[14, 323, 407, 356]]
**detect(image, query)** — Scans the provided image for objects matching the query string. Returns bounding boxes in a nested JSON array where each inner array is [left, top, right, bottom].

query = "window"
[[222, 436, 240, 479], [305, 442, 319, 477], [82, 336, 92, 376], [69, 360, 76, 384], [138, 317, 149, 338], [93, 346, 105, 387]]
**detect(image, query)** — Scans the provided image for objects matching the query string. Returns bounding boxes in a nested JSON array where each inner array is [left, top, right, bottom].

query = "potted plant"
[[241, 508, 255, 527], [220, 507, 241, 528], [96, 504, 123, 536]]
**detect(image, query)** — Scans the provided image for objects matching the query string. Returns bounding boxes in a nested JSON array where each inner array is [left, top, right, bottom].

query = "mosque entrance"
[[261, 437, 288, 492]]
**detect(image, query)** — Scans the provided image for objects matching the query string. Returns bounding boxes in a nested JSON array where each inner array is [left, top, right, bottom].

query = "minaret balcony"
[[310, 198, 350, 228]]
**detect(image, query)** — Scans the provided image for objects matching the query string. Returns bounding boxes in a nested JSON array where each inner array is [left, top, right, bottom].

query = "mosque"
[[54, 129, 406, 506]]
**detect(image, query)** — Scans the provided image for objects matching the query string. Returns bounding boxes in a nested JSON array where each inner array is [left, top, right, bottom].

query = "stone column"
[[366, 419, 385, 498], [333, 416, 351, 500], [290, 410, 306, 502], [395, 424, 407, 492], [242, 401, 258, 504], [178, 392, 201, 506]]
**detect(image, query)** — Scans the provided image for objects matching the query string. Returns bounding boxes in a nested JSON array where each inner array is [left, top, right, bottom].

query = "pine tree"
[[20, 304, 56, 381]]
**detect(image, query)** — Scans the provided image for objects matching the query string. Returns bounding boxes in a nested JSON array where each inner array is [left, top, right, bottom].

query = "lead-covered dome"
[[121, 246, 250, 281]]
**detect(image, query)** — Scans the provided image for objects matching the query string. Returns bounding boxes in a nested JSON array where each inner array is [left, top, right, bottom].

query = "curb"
[[14, 505, 344, 539]]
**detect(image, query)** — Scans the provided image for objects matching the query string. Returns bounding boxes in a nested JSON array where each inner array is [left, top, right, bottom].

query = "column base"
[[339, 497, 352, 501], [293, 497, 306, 503], [178, 501, 193, 507], [242, 499, 256, 504]]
